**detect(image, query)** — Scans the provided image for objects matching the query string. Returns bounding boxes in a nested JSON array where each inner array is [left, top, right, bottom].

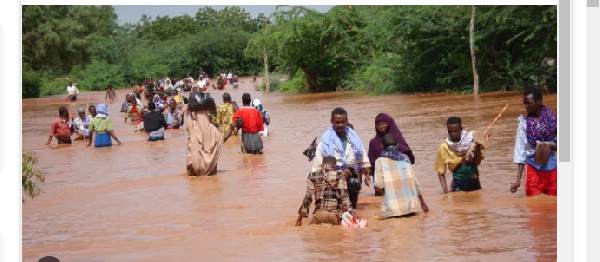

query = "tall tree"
[[22, 5, 117, 72], [470, 5, 480, 94]]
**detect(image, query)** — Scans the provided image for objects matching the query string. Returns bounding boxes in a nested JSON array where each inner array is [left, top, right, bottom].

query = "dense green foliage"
[[23, 5, 556, 97]]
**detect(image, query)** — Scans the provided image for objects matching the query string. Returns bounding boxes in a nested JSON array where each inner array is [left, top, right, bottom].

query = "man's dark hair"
[[447, 117, 462, 127], [382, 133, 397, 148], [58, 106, 68, 116], [223, 92, 232, 103], [524, 89, 543, 102], [331, 107, 347, 119], [148, 102, 156, 110], [242, 93, 251, 105]]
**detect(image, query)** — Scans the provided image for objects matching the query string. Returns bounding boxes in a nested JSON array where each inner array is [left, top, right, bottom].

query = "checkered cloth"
[[374, 157, 423, 218], [300, 169, 351, 218]]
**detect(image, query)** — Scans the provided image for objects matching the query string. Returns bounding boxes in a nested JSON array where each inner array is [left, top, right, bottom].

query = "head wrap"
[[96, 104, 109, 118], [368, 113, 414, 164], [252, 99, 263, 112]]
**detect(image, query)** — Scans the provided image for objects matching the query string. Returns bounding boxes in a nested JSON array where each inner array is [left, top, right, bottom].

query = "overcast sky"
[[112, 5, 334, 25]]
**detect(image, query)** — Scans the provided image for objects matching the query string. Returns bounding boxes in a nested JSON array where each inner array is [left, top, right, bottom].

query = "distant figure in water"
[[252, 98, 270, 137], [105, 84, 117, 103], [232, 93, 264, 154], [87, 104, 122, 147], [66, 82, 79, 102], [251, 77, 260, 91], [434, 117, 485, 193], [46, 106, 74, 145], [143, 102, 168, 141]]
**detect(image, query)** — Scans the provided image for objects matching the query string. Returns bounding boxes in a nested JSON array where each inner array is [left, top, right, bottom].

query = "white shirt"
[[311, 134, 370, 172], [227, 73, 233, 79], [67, 85, 79, 95], [513, 115, 535, 164]]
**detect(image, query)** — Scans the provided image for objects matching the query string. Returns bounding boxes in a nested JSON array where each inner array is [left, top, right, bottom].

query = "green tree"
[[22, 5, 117, 73], [22, 152, 45, 203]]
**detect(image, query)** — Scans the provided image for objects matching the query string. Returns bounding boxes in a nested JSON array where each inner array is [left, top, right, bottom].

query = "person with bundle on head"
[[184, 91, 223, 176]]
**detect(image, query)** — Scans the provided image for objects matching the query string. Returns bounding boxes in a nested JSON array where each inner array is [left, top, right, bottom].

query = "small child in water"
[[105, 85, 117, 103]]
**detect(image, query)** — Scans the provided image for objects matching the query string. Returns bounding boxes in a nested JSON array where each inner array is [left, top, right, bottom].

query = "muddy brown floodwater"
[[22, 79, 557, 262]]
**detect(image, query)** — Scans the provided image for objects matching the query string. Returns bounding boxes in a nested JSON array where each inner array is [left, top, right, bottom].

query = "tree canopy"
[[22, 5, 557, 97]]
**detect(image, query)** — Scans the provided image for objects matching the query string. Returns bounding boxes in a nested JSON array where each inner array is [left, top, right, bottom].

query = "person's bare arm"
[[419, 195, 429, 212], [361, 167, 371, 187], [438, 172, 450, 194], [465, 144, 482, 166], [107, 131, 122, 145], [46, 135, 53, 145], [87, 131, 93, 147], [511, 164, 525, 193]]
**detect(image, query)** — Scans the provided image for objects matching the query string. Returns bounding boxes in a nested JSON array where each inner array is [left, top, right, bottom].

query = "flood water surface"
[[22, 83, 557, 261]]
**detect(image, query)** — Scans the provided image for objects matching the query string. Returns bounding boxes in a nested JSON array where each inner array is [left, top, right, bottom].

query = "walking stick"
[[467, 103, 509, 156], [235, 128, 253, 172], [483, 103, 509, 136]]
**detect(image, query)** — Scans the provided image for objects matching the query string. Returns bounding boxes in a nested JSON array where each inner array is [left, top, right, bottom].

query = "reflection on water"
[[22, 84, 557, 261]]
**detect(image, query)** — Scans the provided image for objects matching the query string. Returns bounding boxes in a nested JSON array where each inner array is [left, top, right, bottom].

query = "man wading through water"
[[434, 117, 485, 193], [511, 89, 557, 196], [311, 107, 371, 209], [231, 93, 264, 154]]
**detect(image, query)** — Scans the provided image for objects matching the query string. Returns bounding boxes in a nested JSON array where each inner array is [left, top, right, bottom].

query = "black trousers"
[[349, 190, 358, 209]]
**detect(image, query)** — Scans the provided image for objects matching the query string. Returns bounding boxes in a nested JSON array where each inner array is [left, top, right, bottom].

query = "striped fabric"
[[300, 169, 351, 219], [374, 157, 423, 218]]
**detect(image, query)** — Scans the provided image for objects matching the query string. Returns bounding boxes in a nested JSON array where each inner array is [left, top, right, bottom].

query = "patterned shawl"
[[526, 105, 557, 145]]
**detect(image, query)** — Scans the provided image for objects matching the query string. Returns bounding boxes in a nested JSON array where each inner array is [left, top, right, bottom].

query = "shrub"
[[22, 71, 42, 98], [22, 152, 45, 203], [276, 71, 306, 93]]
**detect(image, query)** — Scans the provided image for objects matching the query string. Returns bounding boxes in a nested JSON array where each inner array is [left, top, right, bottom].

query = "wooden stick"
[[235, 130, 253, 172], [86, 96, 90, 112], [484, 103, 509, 135], [465, 103, 509, 157]]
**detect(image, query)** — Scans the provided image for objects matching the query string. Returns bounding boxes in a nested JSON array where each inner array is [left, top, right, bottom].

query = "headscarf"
[[321, 125, 364, 166], [252, 99, 263, 112], [380, 145, 411, 163], [153, 94, 164, 109], [368, 113, 413, 165], [526, 105, 557, 145], [96, 104, 109, 118]]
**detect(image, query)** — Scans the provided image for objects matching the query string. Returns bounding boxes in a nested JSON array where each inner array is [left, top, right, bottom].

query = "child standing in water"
[[105, 85, 117, 103]]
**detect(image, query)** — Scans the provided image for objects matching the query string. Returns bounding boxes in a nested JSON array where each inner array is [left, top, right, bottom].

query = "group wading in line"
[[46, 83, 557, 227], [296, 89, 557, 227]]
